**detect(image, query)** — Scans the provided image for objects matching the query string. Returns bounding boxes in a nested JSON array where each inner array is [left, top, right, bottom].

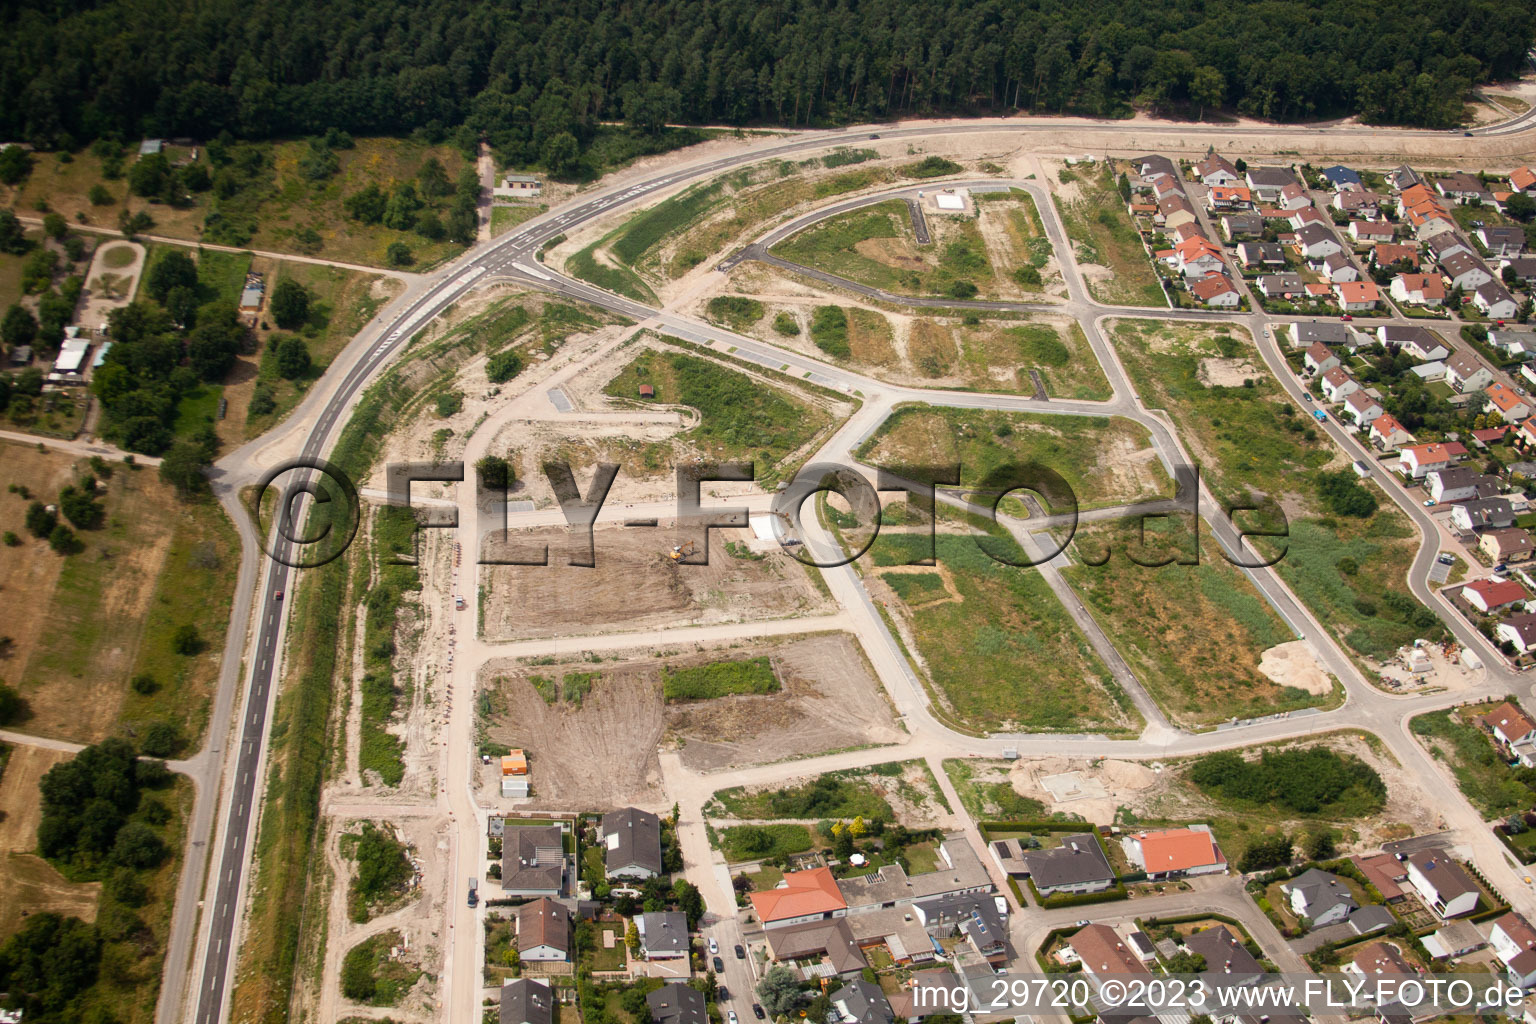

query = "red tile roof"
[[1482, 701, 1536, 744], [1130, 828, 1223, 873], [748, 867, 846, 922], [1464, 577, 1531, 609]]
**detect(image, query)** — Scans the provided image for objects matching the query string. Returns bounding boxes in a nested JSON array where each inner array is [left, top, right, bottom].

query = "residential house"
[[1481, 700, 1536, 755], [1335, 190, 1383, 218], [1194, 152, 1241, 186], [1354, 853, 1410, 903], [988, 838, 1030, 877], [1190, 272, 1240, 308], [1132, 155, 1177, 180], [1120, 826, 1225, 879], [1157, 194, 1198, 231], [1296, 223, 1343, 260], [1475, 425, 1513, 445], [1184, 926, 1263, 986], [1441, 250, 1495, 291], [832, 978, 896, 1024], [1374, 242, 1421, 269], [648, 983, 708, 1024], [1282, 868, 1358, 927], [1490, 912, 1536, 989], [1492, 329, 1536, 360], [501, 824, 568, 896], [1398, 441, 1467, 478], [1349, 905, 1397, 937], [1322, 252, 1359, 282], [1069, 923, 1151, 981], [1289, 320, 1360, 348], [1452, 497, 1515, 531], [1523, 415, 1536, 446], [1288, 206, 1329, 231], [763, 918, 867, 978], [637, 911, 690, 959], [1173, 221, 1209, 245], [1222, 213, 1264, 239], [1245, 166, 1296, 203], [915, 894, 1009, 964], [501, 978, 555, 1024], [1474, 280, 1520, 320], [836, 837, 993, 913], [1151, 175, 1184, 201], [1407, 199, 1458, 239], [1489, 382, 1533, 423], [1321, 366, 1360, 402], [516, 899, 572, 961], [1176, 236, 1226, 278], [1370, 414, 1415, 449], [1502, 612, 1536, 659], [1505, 256, 1536, 285], [1481, 528, 1535, 564], [1304, 342, 1341, 374], [1479, 225, 1527, 257], [1427, 231, 1476, 263], [1426, 467, 1501, 503], [1410, 360, 1446, 382], [601, 807, 664, 880], [1463, 577, 1532, 614], [1278, 182, 1311, 211], [1237, 241, 1285, 267], [1258, 273, 1305, 299], [1335, 280, 1380, 311], [1350, 220, 1395, 245], [1020, 834, 1115, 895], [1382, 325, 1450, 361], [1423, 921, 1487, 961], [1389, 273, 1447, 307], [1390, 165, 1423, 191], [1208, 185, 1253, 211], [1343, 391, 1384, 427], [1447, 353, 1495, 392], [1321, 164, 1362, 190], [749, 866, 846, 928], [1435, 172, 1488, 203]]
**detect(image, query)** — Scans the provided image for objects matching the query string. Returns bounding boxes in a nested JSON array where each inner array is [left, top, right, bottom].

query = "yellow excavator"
[[667, 540, 697, 562]]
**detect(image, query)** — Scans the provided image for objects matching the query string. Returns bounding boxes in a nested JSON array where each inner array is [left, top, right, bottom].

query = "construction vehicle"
[[667, 540, 697, 561]]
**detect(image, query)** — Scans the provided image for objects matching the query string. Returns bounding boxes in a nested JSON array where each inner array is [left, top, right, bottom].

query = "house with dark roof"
[[1321, 165, 1362, 190], [1452, 497, 1515, 532], [516, 898, 572, 960], [1490, 912, 1536, 988], [763, 917, 867, 977], [601, 807, 664, 880], [1070, 923, 1151, 980], [916, 893, 1009, 963], [502, 824, 568, 896], [637, 911, 690, 959], [1406, 851, 1480, 918], [833, 978, 895, 1024], [1184, 926, 1262, 984], [648, 983, 708, 1024], [1479, 225, 1527, 257], [1246, 166, 1296, 202], [501, 978, 555, 1024], [1282, 868, 1358, 926]]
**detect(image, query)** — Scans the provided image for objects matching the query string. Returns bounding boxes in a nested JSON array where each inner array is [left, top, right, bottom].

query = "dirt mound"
[[1257, 642, 1333, 695]]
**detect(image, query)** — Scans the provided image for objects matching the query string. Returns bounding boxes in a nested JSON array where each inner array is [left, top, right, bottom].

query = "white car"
[[708, 937, 719, 955], [729, 1013, 739, 1024]]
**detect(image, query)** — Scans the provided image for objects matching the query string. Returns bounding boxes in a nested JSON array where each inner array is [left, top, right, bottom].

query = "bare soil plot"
[[0, 745, 100, 938], [0, 442, 238, 744], [858, 407, 1171, 511], [479, 525, 833, 641], [481, 633, 900, 806], [973, 191, 1068, 300], [1050, 160, 1165, 307]]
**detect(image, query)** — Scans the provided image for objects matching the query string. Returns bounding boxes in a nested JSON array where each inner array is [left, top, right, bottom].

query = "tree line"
[[0, 0, 1530, 169]]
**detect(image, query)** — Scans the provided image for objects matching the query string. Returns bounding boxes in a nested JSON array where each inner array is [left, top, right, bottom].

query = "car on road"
[[713, 956, 725, 973], [1302, 393, 1312, 402], [735, 944, 746, 959], [708, 938, 718, 955], [1340, 314, 1353, 321], [718, 986, 730, 1001], [1076, 919, 1090, 927], [275, 590, 283, 600], [869, 133, 880, 139], [753, 1006, 765, 1020], [728, 1013, 739, 1024]]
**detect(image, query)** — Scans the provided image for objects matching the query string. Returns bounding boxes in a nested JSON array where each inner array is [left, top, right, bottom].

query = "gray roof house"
[[833, 977, 896, 1024], [1021, 834, 1115, 894], [501, 978, 555, 1024], [602, 807, 664, 880], [502, 824, 567, 896], [638, 911, 690, 959], [1282, 867, 1358, 927], [648, 983, 708, 1024], [1184, 926, 1263, 984]]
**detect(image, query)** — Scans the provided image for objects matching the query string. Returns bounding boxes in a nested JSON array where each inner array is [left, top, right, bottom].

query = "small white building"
[[494, 174, 543, 198], [1405, 851, 1479, 919]]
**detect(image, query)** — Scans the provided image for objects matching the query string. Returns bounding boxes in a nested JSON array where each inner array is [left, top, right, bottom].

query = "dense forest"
[[1, 0, 1531, 166]]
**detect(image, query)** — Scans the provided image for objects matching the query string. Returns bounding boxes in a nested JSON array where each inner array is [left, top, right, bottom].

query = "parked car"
[[708, 938, 718, 955], [734, 944, 746, 959], [753, 1006, 766, 1020], [713, 956, 725, 973], [1438, 553, 1456, 565], [718, 986, 730, 1001], [728, 1012, 739, 1024], [1423, 499, 1436, 507], [1303, 393, 1313, 402]]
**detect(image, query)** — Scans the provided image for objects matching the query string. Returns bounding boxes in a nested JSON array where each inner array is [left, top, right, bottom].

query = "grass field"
[[662, 656, 779, 701], [0, 444, 239, 746], [771, 199, 1007, 299], [866, 530, 1137, 734], [1111, 318, 1443, 663], [709, 775, 895, 821], [858, 407, 1172, 511], [1411, 704, 1531, 817], [1053, 164, 1164, 306], [1062, 515, 1336, 728], [602, 341, 836, 483], [490, 203, 545, 237], [718, 823, 816, 862]]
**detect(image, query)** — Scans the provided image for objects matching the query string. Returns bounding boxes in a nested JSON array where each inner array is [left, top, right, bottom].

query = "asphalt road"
[[177, 100, 1536, 1024]]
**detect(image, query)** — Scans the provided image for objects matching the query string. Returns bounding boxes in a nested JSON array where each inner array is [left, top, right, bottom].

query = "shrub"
[[809, 305, 850, 358], [486, 350, 524, 384], [771, 311, 800, 336], [662, 657, 779, 701]]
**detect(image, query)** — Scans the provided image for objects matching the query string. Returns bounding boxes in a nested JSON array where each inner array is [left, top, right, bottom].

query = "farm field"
[[858, 407, 1171, 511], [0, 441, 239, 746]]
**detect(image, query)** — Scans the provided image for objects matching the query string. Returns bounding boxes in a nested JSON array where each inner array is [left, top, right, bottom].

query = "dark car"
[[718, 986, 730, 1001], [734, 944, 746, 959], [713, 956, 725, 973], [753, 1006, 766, 1020]]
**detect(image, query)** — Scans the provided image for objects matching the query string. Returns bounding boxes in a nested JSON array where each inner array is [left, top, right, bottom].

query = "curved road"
[[173, 108, 1536, 1024]]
